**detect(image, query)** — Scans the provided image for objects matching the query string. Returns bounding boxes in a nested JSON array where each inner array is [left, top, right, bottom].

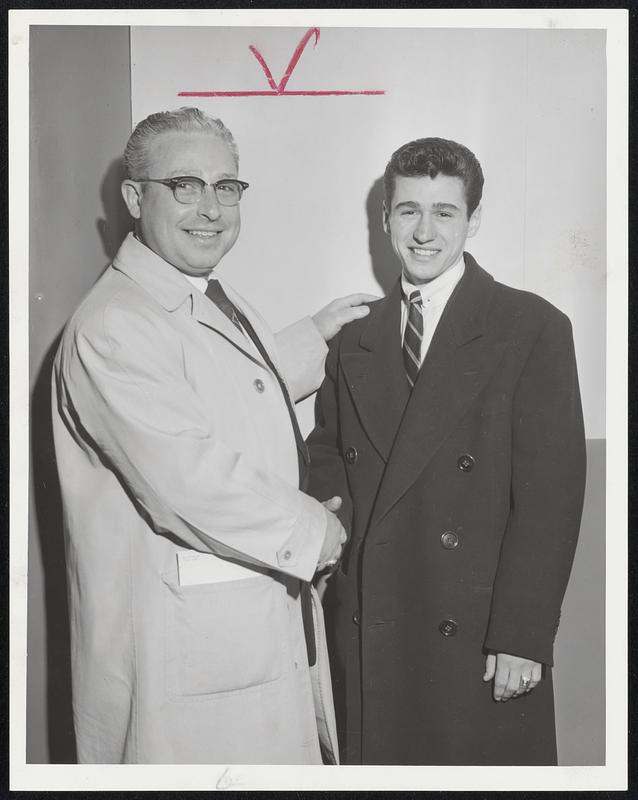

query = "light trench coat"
[[52, 233, 339, 764]]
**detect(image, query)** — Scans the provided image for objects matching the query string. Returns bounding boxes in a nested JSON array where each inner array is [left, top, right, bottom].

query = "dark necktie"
[[403, 289, 424, 389], [205, 278, 316, 666]]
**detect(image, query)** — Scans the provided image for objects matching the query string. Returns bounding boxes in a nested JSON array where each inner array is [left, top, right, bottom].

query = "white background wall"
[[131, 26, 606, 437]]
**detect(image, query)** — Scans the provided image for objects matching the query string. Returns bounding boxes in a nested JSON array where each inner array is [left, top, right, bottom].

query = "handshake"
[[317, 496, 348, 572]]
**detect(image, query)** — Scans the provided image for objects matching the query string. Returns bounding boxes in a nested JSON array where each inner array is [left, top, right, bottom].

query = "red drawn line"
[[178, 90, 385, 97], [178, 27, 385, 98]]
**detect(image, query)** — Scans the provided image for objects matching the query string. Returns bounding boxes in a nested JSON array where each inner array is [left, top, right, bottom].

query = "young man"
[[307, 137, 586, 765]]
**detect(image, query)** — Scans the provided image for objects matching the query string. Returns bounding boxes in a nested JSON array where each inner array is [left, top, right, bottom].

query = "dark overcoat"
[[307, 254, 586, 765]]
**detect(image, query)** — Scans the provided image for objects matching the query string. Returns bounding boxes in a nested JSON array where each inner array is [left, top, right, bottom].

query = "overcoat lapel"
[[370, 255, 507, 526], [341, 282, 411, 462]]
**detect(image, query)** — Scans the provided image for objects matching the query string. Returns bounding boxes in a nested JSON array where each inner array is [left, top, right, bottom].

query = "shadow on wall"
[[366, 176, 399, 296], [31, 157, 132, 763], [97, 157, 133, 261], [31, 332, 75, 763]]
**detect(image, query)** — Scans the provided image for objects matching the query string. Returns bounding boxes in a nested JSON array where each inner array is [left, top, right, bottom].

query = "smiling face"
[[121, 130, 241, 277], [383, 173, 481, 284]]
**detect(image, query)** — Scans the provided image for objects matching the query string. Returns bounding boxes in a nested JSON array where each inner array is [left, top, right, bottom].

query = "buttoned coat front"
[[52, 234, 338, 764], [307, 254, 586, 765]]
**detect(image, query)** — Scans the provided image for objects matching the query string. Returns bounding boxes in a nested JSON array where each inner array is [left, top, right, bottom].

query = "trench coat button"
[[282, 549, 292, 561], [352, 610, 360, 625], [457, 453, 475, 472], [345, 447, 358, 465], [438, 619, 458, 637], [253, 378, 265, 393], [440, 531, 459, 550]]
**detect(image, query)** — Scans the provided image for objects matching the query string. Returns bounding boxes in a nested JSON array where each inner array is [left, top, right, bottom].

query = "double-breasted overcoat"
[[53, 233, 338, 764], [307, 254, 586, 765]]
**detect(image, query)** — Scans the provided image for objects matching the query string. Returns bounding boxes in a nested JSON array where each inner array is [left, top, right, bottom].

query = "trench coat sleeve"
[[275, 317, 328, 403], [59, 305, 328, 582], [483, 310, 586, 666], [306, 335, 354, 532]]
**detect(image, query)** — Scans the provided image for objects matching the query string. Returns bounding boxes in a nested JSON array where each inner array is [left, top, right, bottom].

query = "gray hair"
[[123, 107, 239, 179]]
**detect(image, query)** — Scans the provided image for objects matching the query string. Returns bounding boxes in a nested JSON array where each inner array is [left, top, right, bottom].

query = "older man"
[[307, 137, 586, 765], [52, 107, 373, 764]]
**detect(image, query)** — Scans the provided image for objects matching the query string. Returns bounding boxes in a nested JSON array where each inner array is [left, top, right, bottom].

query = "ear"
[[121, 180, 143, 220], [382, 201, 390, 234], [466, 204, 482, 238]]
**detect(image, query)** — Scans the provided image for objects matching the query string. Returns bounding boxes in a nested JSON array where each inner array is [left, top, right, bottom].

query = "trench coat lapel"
[[195, 280, 310, 479], [219, 283, 311, 477], [113, 233, 265, 368], [340, 282, 411, 462], [370, 255, 507, 526], [191, 283, 267, 370], [223, 281, 287, 377]]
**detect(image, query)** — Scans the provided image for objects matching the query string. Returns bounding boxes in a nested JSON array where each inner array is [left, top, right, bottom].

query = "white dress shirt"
[[400, 256, 465, 366], [183, 272, 210, 294]]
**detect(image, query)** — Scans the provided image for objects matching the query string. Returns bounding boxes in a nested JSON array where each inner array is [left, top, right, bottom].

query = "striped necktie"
[[205, 278, 316, 666], [403, 289, 424, 389]]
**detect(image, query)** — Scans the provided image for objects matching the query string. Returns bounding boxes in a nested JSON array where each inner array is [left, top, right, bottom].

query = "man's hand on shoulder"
[[483, 652, 543, 702], [316, 496, 348, 571], [312, 294, 378, 341]]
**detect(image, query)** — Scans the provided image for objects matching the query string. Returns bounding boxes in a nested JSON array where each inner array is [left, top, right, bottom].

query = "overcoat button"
[[345, 447, 358, 465], [440, 531, 459, 549], [352, 611, 360, 625], [253, 378, 265, 393], [282, 549, 292, 561], [457, 454, 475, 472], [438, 619, 458, 637]]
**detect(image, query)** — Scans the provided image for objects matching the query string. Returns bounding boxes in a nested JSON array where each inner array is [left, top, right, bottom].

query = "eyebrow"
[[167, 172, 237, 180], [432, 202, 461, 212], [393, 200, 461, 212]]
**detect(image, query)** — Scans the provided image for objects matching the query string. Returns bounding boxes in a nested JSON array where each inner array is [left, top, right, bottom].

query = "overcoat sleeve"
[[306, 334, 354, 532], [483, 310, 587, 665], [56, 304, 328, 582]]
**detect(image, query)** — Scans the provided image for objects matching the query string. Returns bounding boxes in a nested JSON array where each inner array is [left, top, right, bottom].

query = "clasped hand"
[[317, 496, 347, 571]]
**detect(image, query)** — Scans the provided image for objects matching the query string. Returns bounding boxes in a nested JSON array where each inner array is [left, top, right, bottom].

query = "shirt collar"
[[401, 254, 466, 309], [183, 272, 211, 294]]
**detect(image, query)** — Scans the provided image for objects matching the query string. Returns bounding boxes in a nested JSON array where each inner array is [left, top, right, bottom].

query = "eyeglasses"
[[140, 176, 250, 206]]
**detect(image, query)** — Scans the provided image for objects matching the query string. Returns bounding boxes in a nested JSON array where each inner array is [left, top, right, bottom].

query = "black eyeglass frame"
[[139, 176, 250, 206]]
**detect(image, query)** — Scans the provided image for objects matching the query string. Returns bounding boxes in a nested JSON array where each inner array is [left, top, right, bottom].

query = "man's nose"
[[196, 186, 222, 220], [413, 213, 435, 242]]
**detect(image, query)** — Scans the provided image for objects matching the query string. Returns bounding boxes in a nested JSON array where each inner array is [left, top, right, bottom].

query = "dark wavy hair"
[[383, 137, 484, 218]]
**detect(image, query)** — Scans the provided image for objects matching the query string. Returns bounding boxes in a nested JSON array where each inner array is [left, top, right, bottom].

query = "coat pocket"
[[162, 573, 285, 700]]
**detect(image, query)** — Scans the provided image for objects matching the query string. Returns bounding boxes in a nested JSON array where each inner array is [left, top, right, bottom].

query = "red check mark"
[[250, 27, 320, 93], [178, 27, 384, 97]]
